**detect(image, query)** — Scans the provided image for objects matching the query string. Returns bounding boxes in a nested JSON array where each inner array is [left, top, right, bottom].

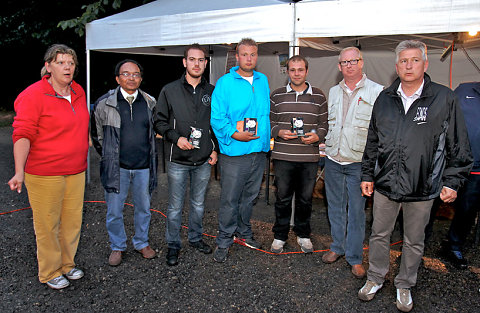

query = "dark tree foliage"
[[1, 0, 157, 110]]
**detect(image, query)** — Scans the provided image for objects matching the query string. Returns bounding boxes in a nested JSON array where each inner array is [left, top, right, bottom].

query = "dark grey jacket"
[[91, 86, 158, 194], [362, 74, 473, 201]]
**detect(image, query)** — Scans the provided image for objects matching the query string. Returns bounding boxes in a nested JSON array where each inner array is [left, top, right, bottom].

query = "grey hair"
[[395, 40, 427, 63], [338, 47, 363, 61]]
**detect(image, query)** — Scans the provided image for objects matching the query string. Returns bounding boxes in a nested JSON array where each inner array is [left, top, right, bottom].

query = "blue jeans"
[[448, 174, 480, 251], [324, 158, 365, 265], [166, 161, 211, 249], [272, 159, 318, 241], [105, 168, 151, 251], [216, 152, 266, 248]]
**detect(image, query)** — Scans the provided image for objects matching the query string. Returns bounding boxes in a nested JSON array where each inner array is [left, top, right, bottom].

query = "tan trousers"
[[24, 171, 85, 283], [366, 191, 434, 289]]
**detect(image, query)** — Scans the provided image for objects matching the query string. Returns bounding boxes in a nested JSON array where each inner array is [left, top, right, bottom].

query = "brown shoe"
[[137, 246, 156, 259], [109, 250, 122, 266], [351, 264, 366, 278], [322, 250, 342, 264]]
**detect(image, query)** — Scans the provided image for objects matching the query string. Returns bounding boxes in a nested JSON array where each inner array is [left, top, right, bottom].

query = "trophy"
[[189, 126, 203, 149], [291, 117, 305, 136], [244, 118, 257, 134]]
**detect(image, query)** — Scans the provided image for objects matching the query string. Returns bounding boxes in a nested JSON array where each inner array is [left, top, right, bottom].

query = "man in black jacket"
[[154, 44, 217, 266], [357, 40, 472, 312]]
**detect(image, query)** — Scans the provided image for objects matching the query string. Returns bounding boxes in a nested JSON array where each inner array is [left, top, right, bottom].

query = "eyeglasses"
[[119, 72, 141, 78], [339, 59, 362, 66]]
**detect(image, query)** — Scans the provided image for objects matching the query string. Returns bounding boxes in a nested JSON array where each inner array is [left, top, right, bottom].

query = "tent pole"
[[86, 49, 91, 185], [209, 45, 212, 85], [289, 1, 300, 58]]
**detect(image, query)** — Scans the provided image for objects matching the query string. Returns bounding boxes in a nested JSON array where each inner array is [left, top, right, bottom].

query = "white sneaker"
[[358, 280, 383, 301], [297, 237, 313, 253], [46, 275, 70, 290], [271, 239, 286, 253], [396, 288, 413, 312], [65, 267, 84, 280]]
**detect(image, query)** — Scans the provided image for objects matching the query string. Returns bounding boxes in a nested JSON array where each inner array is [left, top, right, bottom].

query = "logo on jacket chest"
[[202, 94, 211, 106], [413, 107, 428, 124]]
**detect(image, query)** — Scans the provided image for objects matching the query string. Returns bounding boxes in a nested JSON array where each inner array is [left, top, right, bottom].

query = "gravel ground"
[[0, 125, 479, 313]]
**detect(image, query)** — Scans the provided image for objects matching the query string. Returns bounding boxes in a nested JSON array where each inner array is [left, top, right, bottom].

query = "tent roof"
[[86, 0, 480, 55], [86, 0, 293, 52], [296, 0, 480, 38]]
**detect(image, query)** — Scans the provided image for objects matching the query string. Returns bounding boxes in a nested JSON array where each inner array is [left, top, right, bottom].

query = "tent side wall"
[[210, 47, 480, 94]]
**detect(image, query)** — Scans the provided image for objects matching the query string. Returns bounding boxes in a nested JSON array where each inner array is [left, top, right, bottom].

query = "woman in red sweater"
[[8, 44, 89, 290]]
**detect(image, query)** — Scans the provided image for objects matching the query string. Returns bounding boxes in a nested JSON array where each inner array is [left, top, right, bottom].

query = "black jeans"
[[272, 159, 318, 241], [448, 174, 480, 251]]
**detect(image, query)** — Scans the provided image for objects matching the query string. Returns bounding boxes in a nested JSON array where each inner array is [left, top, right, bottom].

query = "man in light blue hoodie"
[[210, 38, 271, 262]]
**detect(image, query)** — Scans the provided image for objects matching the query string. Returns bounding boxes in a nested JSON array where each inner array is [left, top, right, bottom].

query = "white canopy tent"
[[85, 0, 480, 182], [85, 0, 480, 104]]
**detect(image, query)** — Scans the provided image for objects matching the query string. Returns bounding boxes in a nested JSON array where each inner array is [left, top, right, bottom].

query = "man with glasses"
[[322, 47, 383, 279], [91, 59, 158, 266], [154, 44, 217, 266]]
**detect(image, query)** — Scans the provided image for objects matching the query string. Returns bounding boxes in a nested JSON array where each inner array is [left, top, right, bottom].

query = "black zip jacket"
[[153, 74, 217, 166], [362, 74, 473, 201]]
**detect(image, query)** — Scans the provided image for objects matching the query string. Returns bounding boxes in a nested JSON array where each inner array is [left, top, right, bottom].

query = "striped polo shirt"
[[270, 82, 328, 162]]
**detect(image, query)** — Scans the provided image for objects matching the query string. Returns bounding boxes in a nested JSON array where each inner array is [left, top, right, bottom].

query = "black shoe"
[[166, 248, 179, 266], [189, 240, 212, 254], [443, 248, 468, 269], [213, 246, 229, 263]]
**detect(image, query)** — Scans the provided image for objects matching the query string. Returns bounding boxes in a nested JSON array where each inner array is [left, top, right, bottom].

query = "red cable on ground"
[[0, 207, 31, 215], [1, 200, 403, 254]]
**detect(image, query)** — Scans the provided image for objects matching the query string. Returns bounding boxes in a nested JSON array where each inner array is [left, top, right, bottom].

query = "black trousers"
[[448, 173, 480, 251], [272, 159, 318, 241]]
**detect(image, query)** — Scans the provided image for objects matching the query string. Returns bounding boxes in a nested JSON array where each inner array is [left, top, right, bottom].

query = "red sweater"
[[12, 76, 89, 176]]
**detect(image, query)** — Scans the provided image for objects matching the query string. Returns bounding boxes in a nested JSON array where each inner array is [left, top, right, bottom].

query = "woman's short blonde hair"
[[40, 44, 79, 77]]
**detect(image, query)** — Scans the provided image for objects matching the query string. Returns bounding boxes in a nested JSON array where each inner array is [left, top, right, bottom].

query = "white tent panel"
[[296, 0, 480, 38], [86, 0, 293, 51]]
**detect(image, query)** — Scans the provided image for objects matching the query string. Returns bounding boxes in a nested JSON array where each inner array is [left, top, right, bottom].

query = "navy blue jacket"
[[454, 82, 480, 172]]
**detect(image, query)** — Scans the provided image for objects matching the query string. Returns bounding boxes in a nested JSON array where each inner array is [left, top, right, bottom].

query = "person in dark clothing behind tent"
[[358, 40, 472, 312], [441, 81, 480, 269]]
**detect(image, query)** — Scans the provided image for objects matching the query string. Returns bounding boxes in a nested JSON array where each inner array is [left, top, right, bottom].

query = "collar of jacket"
[[42, 75, 78, 98], [385, 73, 433, 99], [229, 66, 261, 81], [181, 72, 207, 89], [472, 83, 480, 96], [105, 86, 155, 110]]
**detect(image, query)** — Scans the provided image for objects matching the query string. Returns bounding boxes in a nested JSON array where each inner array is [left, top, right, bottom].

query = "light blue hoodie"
[[211, 66, 271, 156]]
